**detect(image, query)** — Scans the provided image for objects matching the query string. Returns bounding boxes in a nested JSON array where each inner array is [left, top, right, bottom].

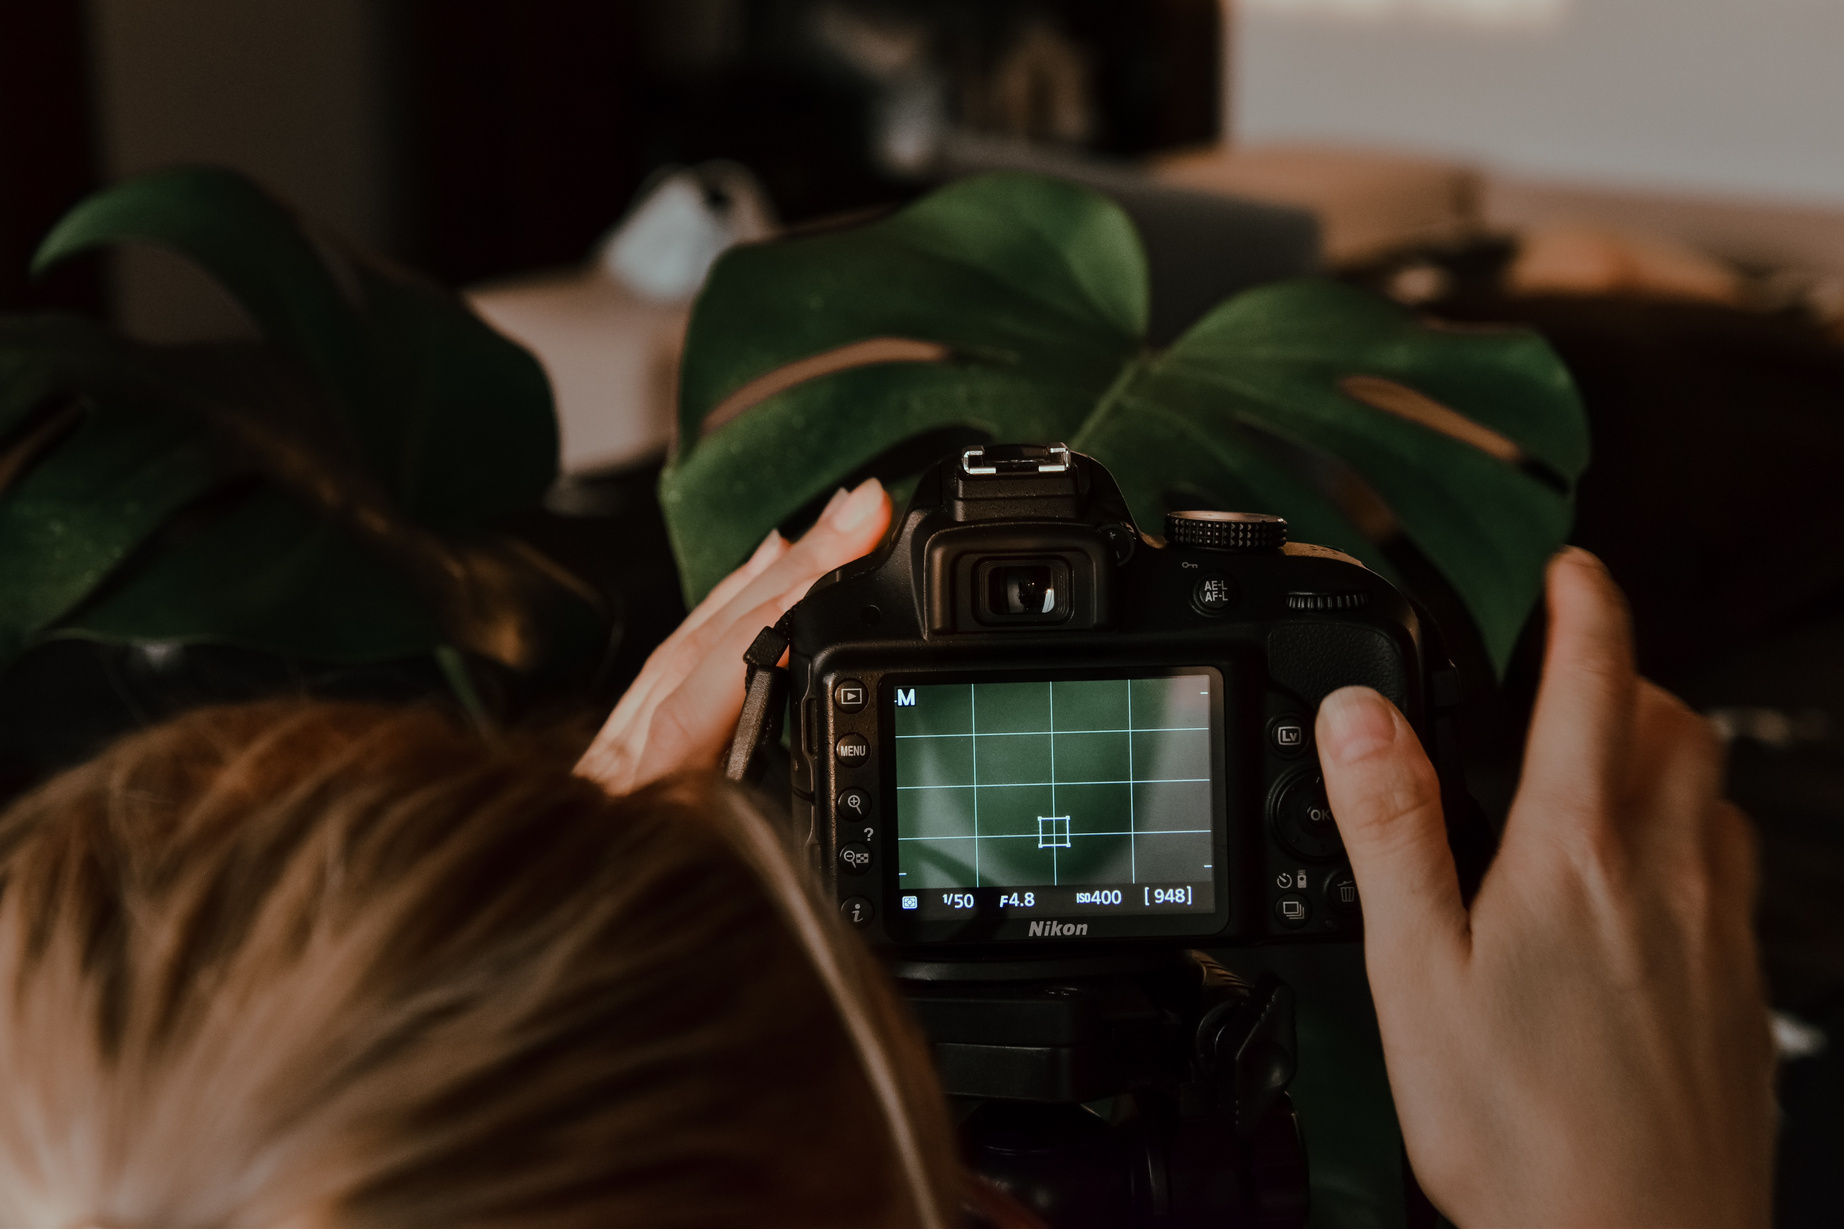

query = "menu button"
[[835, 733, 870, 765]]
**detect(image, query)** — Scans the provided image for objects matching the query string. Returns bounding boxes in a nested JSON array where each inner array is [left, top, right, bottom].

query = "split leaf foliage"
[[664, 172, 1589, 673]]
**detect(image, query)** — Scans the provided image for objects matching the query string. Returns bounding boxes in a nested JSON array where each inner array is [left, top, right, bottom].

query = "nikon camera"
[[772, 443, 1472, 954]]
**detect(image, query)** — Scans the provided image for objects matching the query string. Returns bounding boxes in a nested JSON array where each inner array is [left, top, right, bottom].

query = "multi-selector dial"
[[1165, 511, 1288, 553]]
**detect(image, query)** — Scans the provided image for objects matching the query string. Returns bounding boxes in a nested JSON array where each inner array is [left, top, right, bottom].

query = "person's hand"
[[577, 478, 893, 795], [1316, 549, 1774, 1229]]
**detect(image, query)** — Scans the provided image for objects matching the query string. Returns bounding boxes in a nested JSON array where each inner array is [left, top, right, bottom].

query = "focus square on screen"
[[891, 673, 1217, 905]]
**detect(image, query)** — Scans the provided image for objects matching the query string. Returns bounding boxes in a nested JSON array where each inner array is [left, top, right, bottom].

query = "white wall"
[[87, 0, 396, 340], [1235, 0, 1844, 208]]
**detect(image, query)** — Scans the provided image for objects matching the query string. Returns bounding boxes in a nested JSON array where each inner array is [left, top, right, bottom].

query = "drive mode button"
[[835, 733, 870, 766]]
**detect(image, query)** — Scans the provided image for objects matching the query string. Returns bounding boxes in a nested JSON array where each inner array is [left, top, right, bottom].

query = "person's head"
[[0, 700, 969, 1229]]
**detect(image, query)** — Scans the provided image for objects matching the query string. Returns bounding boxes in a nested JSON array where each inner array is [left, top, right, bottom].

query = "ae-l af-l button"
[[835, 733, 870, 766]]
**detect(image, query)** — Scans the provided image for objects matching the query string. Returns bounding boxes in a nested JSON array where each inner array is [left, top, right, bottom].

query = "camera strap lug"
[[724, 615, 794, 783]]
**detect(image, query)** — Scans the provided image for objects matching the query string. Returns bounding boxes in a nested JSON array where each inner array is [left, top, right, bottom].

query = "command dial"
[[1165, 511, 1288, 552]]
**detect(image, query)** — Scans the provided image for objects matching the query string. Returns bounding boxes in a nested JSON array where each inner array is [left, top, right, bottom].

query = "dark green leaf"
[[0, 316, 241, 667], [666, 175, 1587, 673], [32, 167, 559, 533], [0, 401, 226, 666], [349, 257, 558, 532], [663, 362, 1105, 601], [1120, 282, 1586, 671], [1074, 358, 1395, 575], [61, 487, 444, 661], [32, 167, 379, 460], [666, 173, 1150, 600], [0, 312, 588, 672], [678, 172, 1145, 445]]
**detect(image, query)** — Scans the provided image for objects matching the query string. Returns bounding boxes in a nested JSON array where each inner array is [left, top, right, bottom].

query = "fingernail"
[[749, 529, 787, 563], [1554, 545, 1606, 574], [1318, 687, 1397, 763], [819, 486, 850, 520], [828, 477, 885, 533]]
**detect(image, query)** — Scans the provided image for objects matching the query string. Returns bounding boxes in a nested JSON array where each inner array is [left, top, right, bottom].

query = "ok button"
[[835, 733, 870, 766]]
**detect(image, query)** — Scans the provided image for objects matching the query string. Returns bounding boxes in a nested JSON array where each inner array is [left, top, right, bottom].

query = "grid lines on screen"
[[892, 675, 1216, 890]]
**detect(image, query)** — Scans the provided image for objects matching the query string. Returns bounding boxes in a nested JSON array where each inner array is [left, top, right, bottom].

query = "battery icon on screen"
[[901, 895, 919, 910]]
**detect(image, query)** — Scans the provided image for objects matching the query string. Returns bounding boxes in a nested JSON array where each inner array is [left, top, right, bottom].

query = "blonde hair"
[[0, 700, 961, 1229]]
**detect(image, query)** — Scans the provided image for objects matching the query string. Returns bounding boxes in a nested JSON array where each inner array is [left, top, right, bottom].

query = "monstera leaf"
[[662, 172, 1588, 673], [0, 167, 601, 679]]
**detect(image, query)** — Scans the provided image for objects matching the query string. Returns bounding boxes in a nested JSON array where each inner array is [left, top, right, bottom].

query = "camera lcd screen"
[[891, 672, 1219, 921]]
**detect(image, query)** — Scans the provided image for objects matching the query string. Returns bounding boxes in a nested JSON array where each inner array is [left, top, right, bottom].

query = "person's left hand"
[[577, 478, 893, 795]]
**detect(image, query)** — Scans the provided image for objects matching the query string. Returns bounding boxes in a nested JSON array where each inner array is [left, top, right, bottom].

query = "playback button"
[[834, 679, 868, 713]]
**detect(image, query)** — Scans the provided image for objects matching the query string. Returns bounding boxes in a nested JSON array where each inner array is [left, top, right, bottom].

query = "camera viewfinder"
[[977, 558, 1072, 625]]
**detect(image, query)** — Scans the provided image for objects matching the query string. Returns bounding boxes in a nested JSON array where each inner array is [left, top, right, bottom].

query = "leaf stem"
[[434, 644, 501, 744], [1071, 353, 1150, 450]]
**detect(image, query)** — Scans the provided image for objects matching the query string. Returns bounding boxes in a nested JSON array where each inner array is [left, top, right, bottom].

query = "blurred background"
[[2, 2, 1841, 1224]]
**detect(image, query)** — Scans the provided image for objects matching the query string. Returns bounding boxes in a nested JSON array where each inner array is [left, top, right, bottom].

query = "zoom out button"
[[838, 843, 873, 875]]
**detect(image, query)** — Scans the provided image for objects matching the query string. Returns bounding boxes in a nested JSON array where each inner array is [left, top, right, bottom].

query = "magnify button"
[[838, 788, 874, 821]]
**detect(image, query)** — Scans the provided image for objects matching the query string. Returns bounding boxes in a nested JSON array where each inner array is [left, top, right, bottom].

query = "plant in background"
[[664, 172, 1589, 675], [0, 167, 606, 719]]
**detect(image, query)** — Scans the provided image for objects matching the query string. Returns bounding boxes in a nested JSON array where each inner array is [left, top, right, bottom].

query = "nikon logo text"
[[1027, 920, 1088, 938]]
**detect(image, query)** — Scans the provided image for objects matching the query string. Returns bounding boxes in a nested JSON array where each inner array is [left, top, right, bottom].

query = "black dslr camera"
[[728, 444, 1473, 1228]]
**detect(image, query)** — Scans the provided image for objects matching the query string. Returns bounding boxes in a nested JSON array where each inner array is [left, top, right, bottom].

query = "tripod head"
[[900, 952, 1309, 1228]]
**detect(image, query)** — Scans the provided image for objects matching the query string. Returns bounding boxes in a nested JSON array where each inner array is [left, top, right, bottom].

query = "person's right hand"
[[1316, 548, 1775, 1229]]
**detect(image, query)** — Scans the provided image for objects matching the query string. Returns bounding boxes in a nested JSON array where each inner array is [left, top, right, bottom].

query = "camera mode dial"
[[1165, 511, 1287, 552]]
